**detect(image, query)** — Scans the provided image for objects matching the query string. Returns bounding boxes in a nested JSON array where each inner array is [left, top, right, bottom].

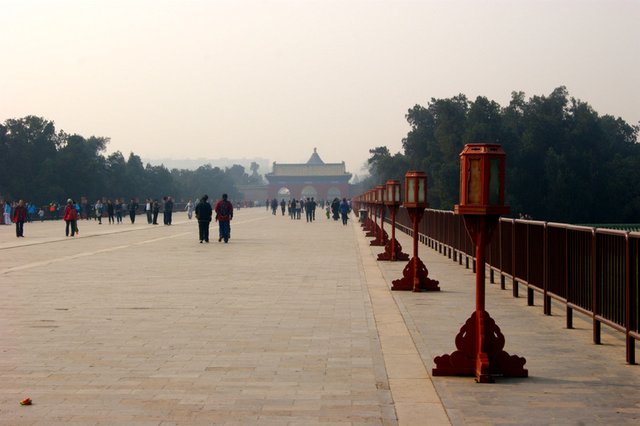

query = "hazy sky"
[[2, 0, 639, 175]]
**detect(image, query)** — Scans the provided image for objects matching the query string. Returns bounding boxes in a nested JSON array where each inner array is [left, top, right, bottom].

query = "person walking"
[[152, 199, 160, 224], [13, 199, 27, 237], [305, 198, 314, 222], [195, 195, 212, 243], [310, 197, 317, 221], [339, 197, 350, 225], [3, 201, 11, 225], [331, 198, 340, 221], [115, 199, 123, 223], [73, 200, 81, 234], [107, 200, 115, 224], [289, 199, 296, 220], [214, 193, 233, 243], [129, 198, 138, 224], [185, 200, 194, 220], [145, 199, 152, 224], [95, 199, 103, 224], [63, 199, 79, 236], [27, 202, 36, 223], [163, 196, 174, 225], [280, 199, 286, 216]]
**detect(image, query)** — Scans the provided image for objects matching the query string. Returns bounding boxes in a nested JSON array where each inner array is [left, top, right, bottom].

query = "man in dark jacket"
[[195, 195, 213, 243], [13, 199, 27, 237], [163, 196, 174, 225], [214, 193, 233, 243], [129, 198, 139, 224]]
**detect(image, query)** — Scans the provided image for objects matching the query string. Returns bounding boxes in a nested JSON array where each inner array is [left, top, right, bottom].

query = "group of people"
[[195, 193, 234, 243], [91, 197, 175, 226], [266, 196, 351, 225], [2, 195, 182, 238], [331, 197, 351, 225], [3, 200, 41, 225], [100, 199, 139, 225], [268, 197, 319, 222]]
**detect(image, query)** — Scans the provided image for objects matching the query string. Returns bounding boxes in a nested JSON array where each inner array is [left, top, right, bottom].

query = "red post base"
[[377, 238, 409, 261], [365, 218, 376, 237], [391, 256, 440, 292], [432, 310, 527, 382], [370, 228, 389, 246]]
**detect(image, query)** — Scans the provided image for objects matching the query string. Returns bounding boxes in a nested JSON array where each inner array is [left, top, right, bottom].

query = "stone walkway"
[[0, 209, 638, 425]]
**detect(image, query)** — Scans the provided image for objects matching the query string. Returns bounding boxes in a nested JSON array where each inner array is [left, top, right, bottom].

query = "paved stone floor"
[[0, 209, 639, 425]]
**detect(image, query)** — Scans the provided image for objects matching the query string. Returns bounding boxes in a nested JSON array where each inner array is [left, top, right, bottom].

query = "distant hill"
[[143, 157, 271, 172]]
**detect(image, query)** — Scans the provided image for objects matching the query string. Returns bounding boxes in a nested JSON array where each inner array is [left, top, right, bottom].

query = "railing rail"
[[386, 206, 639, 364]]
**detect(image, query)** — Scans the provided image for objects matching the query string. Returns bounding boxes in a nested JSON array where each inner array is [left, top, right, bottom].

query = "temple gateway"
[[265, 148, 352, 202]]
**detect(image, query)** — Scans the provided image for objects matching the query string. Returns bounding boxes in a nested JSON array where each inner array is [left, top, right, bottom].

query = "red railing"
[[388, 207, 640, 364]]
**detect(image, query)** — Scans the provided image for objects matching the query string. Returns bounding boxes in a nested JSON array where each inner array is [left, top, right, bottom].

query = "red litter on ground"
[[20, 398, 32, 406]]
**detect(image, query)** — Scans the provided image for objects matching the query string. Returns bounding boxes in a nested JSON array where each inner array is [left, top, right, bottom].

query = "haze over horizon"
[[2, 0, 639, 177]]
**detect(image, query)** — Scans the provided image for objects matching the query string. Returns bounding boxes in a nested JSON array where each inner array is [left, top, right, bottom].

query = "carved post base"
[[365, 218, 376, 237], [391, 256, 440, 292], [370, 229, 389, 246], [377, 238, 409, 261], [432, 310, 528, 382]]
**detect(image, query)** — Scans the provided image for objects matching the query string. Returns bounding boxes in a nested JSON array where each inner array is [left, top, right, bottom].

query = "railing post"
[[625, 233, 635, 364], [512, 219, 519, 298], [566, 228, 573, 329], [526, 223, 533, 305], [543, 222, 551, 316], [592, 229, 601, 345]]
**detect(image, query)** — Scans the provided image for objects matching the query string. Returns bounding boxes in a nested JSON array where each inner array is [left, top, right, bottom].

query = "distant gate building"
[[265, 149, 352, 203]]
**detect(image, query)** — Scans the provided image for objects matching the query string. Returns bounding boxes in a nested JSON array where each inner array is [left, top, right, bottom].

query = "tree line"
[[359, 87, 639, 224], [0, 116, 263, 206]]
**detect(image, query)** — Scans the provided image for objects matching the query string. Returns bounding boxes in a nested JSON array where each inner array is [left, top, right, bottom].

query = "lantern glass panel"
[[489, 158, 500, 205], [407, 179, 416, 203], [467, 158, 482, 204], [394, 185, 400, 203], [418, 178, 425, 203]]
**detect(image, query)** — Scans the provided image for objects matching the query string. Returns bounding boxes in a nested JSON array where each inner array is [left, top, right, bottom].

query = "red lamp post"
[[433, 143, 527, 383], [391, 171, 440, 292], [353, 195, 360, 219], [378, 180, 409, 261], [361, 192, 370, 229], [365, 189, 377, 237], [370, 185, 388, 246]]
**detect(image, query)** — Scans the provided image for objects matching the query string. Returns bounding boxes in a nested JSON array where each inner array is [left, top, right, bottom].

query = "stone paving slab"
[[0, 211, 396, 425]]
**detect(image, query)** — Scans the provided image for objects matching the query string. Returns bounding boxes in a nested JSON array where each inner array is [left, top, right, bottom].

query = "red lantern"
[[455, 144, 509, 216], [404, 171, 428, 209], [385, 180, 401, 206], [376, 185, 385, 205]]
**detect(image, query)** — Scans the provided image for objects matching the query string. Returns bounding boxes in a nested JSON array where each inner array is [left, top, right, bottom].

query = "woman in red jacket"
[[13, 199, 27, 237], [63, 199, 78, 237]]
